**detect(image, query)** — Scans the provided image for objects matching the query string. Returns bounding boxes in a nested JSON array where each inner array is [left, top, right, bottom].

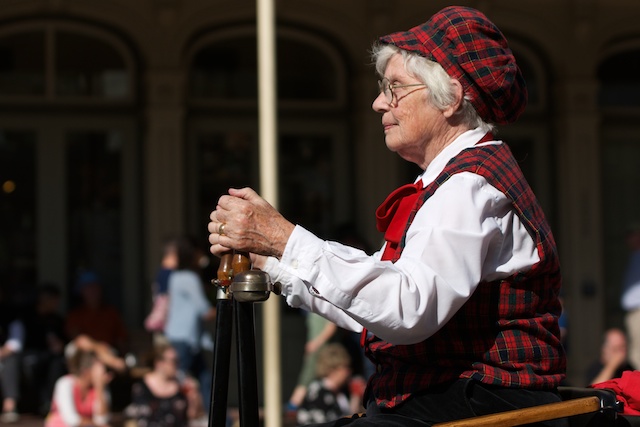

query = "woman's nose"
[[372, 91, 389, 113]]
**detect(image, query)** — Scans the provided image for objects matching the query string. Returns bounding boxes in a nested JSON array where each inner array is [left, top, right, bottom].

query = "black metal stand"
[[208, 293, 260, 427], [208, 267, 279, 427], [209, 295, 234, 427], [235, 300, 260, 426]]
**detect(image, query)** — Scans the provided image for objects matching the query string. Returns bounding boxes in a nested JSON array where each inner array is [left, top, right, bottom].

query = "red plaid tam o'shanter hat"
[[379, 6, 527, 125]]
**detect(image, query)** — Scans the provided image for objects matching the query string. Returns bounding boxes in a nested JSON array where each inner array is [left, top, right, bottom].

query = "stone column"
[[144, 69, 186, 280], [556, 76, 603, 384]]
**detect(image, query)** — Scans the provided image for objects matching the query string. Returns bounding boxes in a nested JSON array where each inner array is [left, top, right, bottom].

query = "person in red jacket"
[[65, 270, 128, 354], [208, 6, 566, 426]]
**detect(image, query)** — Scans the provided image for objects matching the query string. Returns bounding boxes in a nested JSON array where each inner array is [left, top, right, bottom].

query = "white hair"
[[371, 44, 494, 133]]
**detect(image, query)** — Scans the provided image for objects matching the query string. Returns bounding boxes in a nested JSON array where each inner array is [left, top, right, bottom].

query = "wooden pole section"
[[433, 396, 602, 427], [256, 0, 282, 426]]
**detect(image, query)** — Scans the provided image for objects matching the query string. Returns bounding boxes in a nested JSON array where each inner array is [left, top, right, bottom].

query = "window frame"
[[184, 25, 348, 111], [0, 20, 136, 106]]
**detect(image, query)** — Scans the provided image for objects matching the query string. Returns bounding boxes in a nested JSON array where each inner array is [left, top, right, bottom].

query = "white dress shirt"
[[263, 128, 540, 345]]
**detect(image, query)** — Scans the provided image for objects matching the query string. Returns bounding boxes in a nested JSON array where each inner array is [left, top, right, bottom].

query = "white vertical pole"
[[257, 0, 282, 427]]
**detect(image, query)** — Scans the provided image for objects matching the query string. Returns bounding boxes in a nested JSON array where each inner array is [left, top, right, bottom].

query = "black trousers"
[[304, 379, 569, 427]]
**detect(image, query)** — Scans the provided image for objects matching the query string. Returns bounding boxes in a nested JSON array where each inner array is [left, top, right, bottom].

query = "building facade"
[[1, 0, 640, 388]]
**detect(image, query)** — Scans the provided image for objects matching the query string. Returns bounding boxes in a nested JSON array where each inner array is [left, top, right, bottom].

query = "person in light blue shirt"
[[164, 236, 216, 412], [165, 270, 213, 351]]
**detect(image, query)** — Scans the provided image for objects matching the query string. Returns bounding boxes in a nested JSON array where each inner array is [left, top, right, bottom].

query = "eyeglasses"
[[378, 78, 427, 104]]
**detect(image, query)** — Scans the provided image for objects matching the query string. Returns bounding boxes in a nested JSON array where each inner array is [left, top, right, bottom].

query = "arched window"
[[190, 35, 340, 102], [186, 27, 350, 240], [56, 30, 130, 98], [188, 26, 346, 107], [598, 48, 640, 107], [0, 31, 46, 95], [0, 23, 134, 102], [190, 35, 258, 101], [0, 21, 140, 314]]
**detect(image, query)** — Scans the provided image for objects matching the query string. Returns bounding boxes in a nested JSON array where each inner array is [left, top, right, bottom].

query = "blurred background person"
[[286, 311, 337, 416], [296, 343, 357, 426], [65, 270, 128, 355], [164, 236, 216, 413], [586, 327, 635, 386], [45, 337, 119, 427], [22, 283, 68, 416], [124, 343, 205, 427], [68, 334, 127, 377], [0, 286, 25, 423], [621, 223, 640, 370], [144, 236, 179, 341]]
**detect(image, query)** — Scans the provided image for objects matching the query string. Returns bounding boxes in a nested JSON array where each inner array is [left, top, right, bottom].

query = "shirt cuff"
[[262, 226, 326, 307], [278, 225, 324, 282]]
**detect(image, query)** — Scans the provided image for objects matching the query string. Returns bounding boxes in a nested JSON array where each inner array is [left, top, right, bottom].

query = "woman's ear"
[[443, 78, 464, 119]]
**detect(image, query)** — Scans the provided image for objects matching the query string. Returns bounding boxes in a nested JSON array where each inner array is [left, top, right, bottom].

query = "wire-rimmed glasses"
[[378, 77, 427, 104]]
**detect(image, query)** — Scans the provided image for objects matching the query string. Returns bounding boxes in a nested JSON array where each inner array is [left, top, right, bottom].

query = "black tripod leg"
[[209, 296, 233, 427], [235, 299, 260, 427]]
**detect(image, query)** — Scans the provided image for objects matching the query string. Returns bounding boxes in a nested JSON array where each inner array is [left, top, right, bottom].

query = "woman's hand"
[[208, 187, 295, 260]]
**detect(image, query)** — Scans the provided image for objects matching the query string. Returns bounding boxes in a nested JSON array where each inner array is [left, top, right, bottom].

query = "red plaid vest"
[[364, 140, 566, 409]]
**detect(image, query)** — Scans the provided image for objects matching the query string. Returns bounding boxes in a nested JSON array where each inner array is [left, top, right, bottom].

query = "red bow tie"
[[375, 180, 423, 260]]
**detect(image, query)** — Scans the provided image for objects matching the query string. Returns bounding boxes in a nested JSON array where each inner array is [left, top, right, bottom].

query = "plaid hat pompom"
[[379, 6, 527, 125]]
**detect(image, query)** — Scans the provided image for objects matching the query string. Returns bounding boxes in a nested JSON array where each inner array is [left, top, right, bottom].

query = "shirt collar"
[[416, 127, 498, 188]]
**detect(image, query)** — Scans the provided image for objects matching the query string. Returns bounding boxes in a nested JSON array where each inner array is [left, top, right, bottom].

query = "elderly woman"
[[208, 6, 566, 427]]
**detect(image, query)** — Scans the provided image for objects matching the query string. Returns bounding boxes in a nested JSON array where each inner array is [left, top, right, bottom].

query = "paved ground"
[[3, 414, 44, 426], [7, 408, 298, 426], [4, 413, 127, 426], [8, 413, 130, 426]]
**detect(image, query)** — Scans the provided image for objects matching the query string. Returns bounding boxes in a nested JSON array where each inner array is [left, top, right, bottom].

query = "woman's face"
[[372, 53, 448, 169], [159, 348, 179, 376]]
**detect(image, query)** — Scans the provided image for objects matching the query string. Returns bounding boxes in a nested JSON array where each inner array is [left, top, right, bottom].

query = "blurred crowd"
[[0, 235, 214, 427], [0, 234, 366, 427], [2, 227, 639, 427]]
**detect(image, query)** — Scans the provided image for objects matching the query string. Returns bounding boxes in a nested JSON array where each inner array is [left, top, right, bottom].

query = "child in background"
[[286, 311, 337, 415], [296, 343, 359, 426]]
